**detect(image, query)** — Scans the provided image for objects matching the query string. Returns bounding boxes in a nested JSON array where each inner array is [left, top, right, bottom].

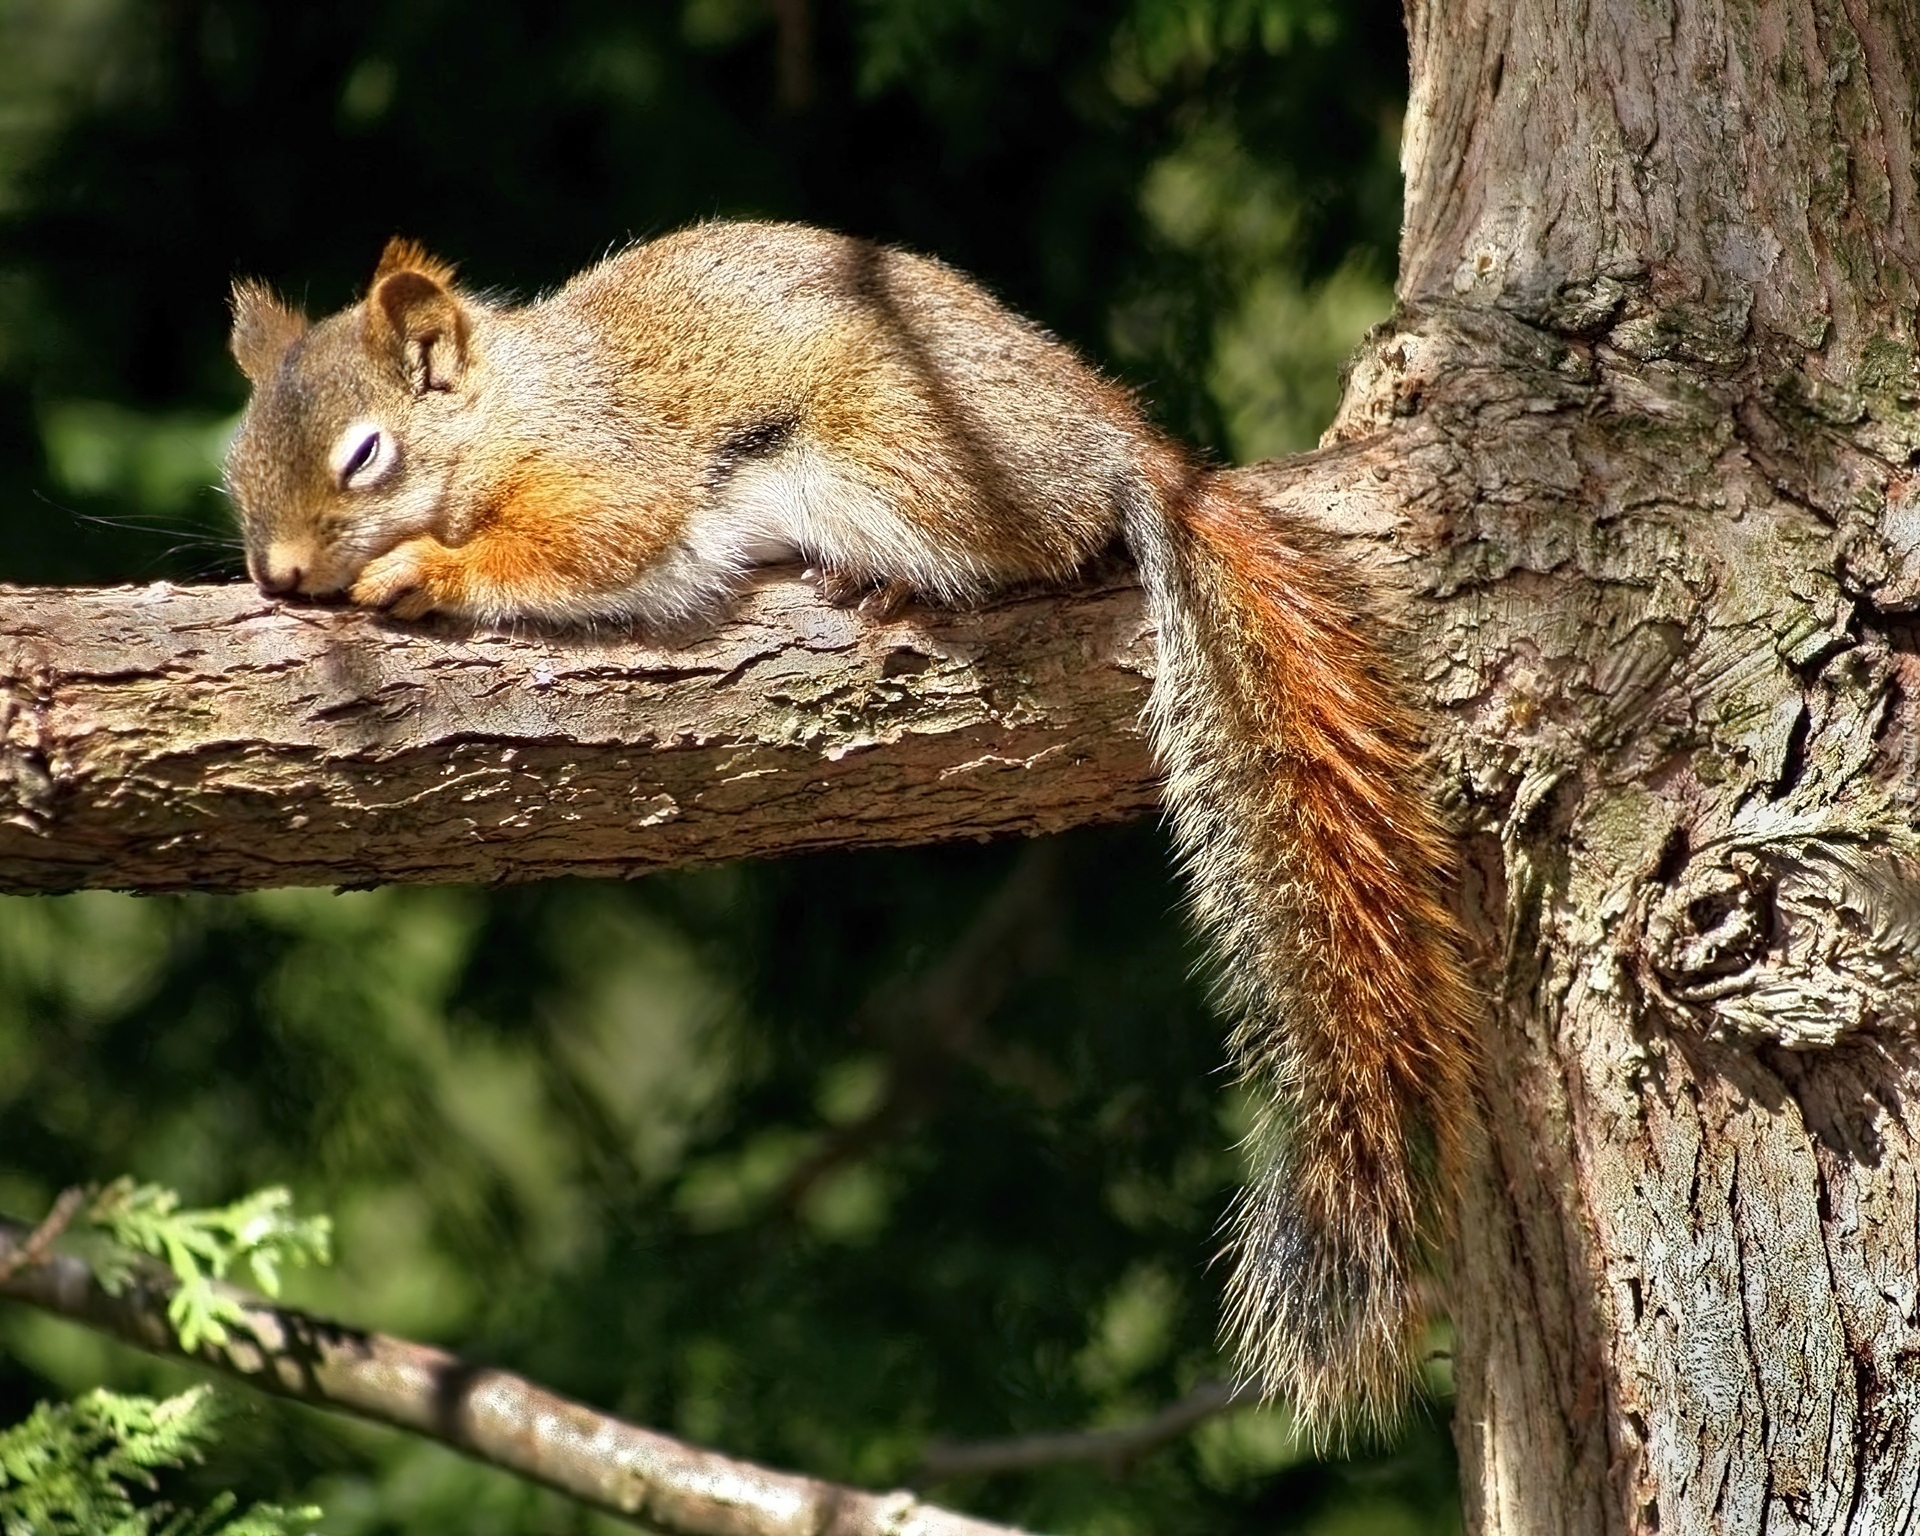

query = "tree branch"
[[0, 1187, 85, 1285], [915, 1380, 1258, 1483], [0, 458, 1433, 898], [0, 568, 1158, 894], [0, 1218, 1030, 1536]]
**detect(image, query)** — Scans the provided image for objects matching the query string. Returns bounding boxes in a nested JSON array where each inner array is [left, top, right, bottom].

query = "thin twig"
[[0, 1187, 87, 1285], [916, 1379, 1263, 1483], [0, 1217, 1030, 1536]]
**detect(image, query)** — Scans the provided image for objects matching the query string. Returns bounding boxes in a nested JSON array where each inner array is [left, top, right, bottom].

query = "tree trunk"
[[1348, 0, 1920, 1529]]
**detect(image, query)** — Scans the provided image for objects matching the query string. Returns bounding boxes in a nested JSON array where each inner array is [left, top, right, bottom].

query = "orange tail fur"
[[1125, 469, 1478, 1434]]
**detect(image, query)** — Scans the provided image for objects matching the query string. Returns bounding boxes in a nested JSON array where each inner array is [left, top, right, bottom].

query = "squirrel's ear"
[[372, 237, 460, 288], [368, 238, 469, 392], [229, 281, 308, 386]]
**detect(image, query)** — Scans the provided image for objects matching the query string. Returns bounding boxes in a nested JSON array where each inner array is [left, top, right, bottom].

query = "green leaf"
[[0, 1388, 319, 1536], [84, 1182, 331, 1351]]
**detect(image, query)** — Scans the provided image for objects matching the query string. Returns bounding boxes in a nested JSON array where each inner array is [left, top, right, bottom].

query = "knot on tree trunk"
[[1639, 841, 1920, 1048]]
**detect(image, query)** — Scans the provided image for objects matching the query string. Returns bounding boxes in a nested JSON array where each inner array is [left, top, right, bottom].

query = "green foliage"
[[0, 863, 1462, 1535], [86, 1182, 332, 1353], [0, 1386, 318, 1536], [36, 402, 236, 520]]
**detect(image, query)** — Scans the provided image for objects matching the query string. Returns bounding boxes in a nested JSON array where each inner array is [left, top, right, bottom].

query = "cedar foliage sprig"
[[85, 1180, 332, 1352], [0, 1385, 319, 1536]]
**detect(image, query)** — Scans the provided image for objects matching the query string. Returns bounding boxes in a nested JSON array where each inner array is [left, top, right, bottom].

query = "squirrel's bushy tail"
[[1124, 466, 1478, 1435]]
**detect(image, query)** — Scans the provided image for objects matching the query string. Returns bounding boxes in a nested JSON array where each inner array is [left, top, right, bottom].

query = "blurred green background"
[[0, 0, 1461, 1531]]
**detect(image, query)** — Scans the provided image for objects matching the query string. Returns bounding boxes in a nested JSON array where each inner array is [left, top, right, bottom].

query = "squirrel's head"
[[224, 239, 476, 600]]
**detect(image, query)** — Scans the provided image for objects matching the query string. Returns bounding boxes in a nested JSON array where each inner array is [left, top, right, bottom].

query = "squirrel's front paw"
[[351, 538, 455, 621]]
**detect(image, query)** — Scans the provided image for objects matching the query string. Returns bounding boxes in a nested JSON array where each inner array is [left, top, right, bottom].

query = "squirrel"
[[223, 222, 1477, 1434]]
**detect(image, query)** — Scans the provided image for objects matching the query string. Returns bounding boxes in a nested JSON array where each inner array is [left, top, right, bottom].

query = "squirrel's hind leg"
[[809, 568, 916, 620]]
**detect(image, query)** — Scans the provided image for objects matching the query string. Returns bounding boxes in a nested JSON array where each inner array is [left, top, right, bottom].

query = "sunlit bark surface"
[[1376, 0, 1920, 1529], [0, 572, 1156, 891]]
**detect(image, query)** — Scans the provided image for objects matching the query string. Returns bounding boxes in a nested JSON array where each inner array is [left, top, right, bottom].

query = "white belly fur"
[[605, 442, 990, 628]]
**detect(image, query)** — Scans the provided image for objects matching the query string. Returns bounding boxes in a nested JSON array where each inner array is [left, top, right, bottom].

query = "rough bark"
[[0, 570, 1156, 892], [0, 480, 1416, 896], [1373, 0, 1920, 1530]]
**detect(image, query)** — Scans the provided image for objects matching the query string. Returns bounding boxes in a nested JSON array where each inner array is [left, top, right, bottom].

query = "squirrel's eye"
[[343, 432, 380, 480], [331, 421, 394, 490]]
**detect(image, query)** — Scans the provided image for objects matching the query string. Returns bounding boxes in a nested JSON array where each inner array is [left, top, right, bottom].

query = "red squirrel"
[[223, 223, 1477, 1433]]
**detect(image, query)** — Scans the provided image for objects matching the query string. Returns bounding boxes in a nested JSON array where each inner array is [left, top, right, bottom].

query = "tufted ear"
[[228, 280, 309, 386], [367, 237, 469, 392]]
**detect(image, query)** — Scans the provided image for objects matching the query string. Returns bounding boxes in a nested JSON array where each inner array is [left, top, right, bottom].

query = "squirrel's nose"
[[253, 553, 305, 596]]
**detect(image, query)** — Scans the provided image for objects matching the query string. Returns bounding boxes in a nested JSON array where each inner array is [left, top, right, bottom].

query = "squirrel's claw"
[[856, 579, 914, 621], [816, 568, 914, 620]]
